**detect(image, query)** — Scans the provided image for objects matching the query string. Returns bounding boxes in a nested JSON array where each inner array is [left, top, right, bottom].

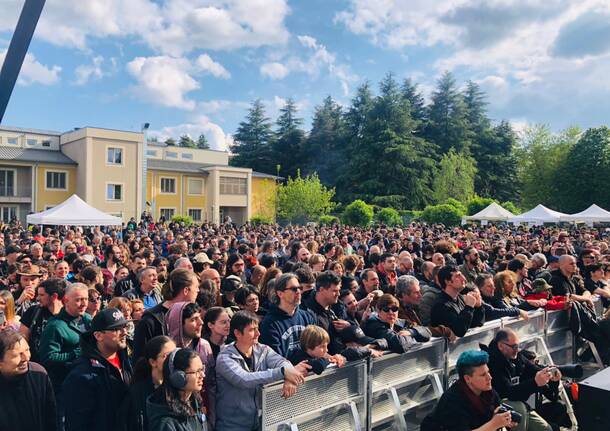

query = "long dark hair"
[[132, 335, 174, 384], [161, 348, 202, 418], [203, 306, 227, 338]]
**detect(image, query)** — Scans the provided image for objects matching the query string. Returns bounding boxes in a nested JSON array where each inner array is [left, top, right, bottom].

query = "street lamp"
[[141, 122, 150, 219]]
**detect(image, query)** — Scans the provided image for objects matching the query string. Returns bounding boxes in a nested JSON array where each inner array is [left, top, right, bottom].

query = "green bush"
[[342, 200, 374, 227], [443, 198, 467, 215], [501, 201, 521, 215], [421, 204, 463, 226], [318, 215, 340, 226], [171, 215, 193, 226], [371, 195, 409, 210], [375, 207, 402, 226], [466, 196, 496, 216], [250, 215, 273, 225]]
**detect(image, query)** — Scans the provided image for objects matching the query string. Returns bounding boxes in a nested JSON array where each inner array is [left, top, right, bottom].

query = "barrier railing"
[[261, 308, 581, 431]]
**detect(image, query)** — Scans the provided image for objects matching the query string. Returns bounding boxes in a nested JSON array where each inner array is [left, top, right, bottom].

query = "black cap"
[[5, 245, 21, 255], [90, 308, 131, 332]]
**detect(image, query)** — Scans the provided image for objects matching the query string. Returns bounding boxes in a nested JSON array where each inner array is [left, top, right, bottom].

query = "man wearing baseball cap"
[[62, 308, 133, 431]]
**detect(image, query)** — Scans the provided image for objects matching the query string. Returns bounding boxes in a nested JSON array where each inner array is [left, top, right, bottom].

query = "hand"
[[537, 298, 547, 307], [328, 354, 346, 367], [281, 381, 298, 399], [463, 292, 477, 307], [491, 409, 512, 429], [471, 289, 482, 307], [519, 309, 529, 320], [332, 319, 351, 331], [535, 368, 552, 387], [549, 367, 562, 382], [284, 363, 309, 385], [369, 349, 384, 358], [585, 299, 595, 309], [16, 287, 35, 305]]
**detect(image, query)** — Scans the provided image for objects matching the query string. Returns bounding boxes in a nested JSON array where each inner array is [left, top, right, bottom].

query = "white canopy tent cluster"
[[463, 203, 610, 226], [27, 194, 122, 226]]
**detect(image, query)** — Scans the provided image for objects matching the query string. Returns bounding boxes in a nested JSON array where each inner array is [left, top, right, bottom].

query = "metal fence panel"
[[501, 309, 545, 342]]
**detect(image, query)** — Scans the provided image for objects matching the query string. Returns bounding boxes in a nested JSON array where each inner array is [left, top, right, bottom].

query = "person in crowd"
[[396, 275, 456, 339], [114, 254, 147, 297], [86, 287, 102, 318], [494, 270, 544, 310], [459, 247, 483, 289], [133, 268, 199, 359], [484, 329, 559, 431], [430, 265, 485, 337], [165, 301, 213, 372], [235, 286, 262, 315], [123, 267, 163, 309], [131, 299, 145, 321], [376, 253, 398, 293], [203, 306, 231, 359], [422, 350, 516, 431], [0, 328, 57, 431], [14, 264, 42, 315], [147, 348, 207, 431], [419, 266, 444, 326], [19, 277, 66, 362], [0, 289, 20, 330], [476, 273, 529, 321], [220, 275, 242, 317], [259, 273, 317, 357], [550, 255, 594, 307], [528, 253, 548, 280], [355, 268, 381, 300], [54, 260, 70, 280], [287, 325, 331, 375], [119, 336, 176, 431], [62, 308, 133, 431], [583, 263, 610, 303], [215, 311, 310, 431]]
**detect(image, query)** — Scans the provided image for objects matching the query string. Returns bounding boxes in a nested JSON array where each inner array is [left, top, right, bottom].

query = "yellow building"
[[0, 125, 277, 225]]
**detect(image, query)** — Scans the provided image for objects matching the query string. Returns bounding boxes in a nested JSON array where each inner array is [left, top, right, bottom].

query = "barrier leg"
[[388, 387, 409, 431], [586, 340, 605, 369], [347, 401, 363, 431], [534, 336, 579, 431], [431, 373, 444, 399]]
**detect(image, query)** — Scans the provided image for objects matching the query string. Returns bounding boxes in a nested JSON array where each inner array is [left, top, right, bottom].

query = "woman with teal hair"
[[422, 350, 518, 431]]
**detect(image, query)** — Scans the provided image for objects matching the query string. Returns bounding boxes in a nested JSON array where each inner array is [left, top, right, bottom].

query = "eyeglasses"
[[185, 368, 205, 376], [501, 341, 520, 350], [89, 297, 101, 302], [381, 306, 399, 313], [282, 286, 302, 293]]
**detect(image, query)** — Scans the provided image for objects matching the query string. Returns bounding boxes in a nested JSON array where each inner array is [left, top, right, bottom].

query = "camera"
[[498, 403, 522, 424]]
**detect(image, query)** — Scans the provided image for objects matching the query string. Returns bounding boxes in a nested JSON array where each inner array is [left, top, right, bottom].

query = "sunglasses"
[[282, 287, 302, 293], [381, 306, 399, 313]]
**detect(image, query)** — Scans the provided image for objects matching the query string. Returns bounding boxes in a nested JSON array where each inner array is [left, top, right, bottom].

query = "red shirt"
[[107, 353, 122, 372]]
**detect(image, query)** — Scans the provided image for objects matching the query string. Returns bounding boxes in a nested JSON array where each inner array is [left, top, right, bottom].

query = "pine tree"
[[230, 100, 275, 174], [179, 134, 196, 148], [272, 98, 306, 179], [401, 78, 427, 124], [165, 138, 176, 146], [196, 134, 210, 150]]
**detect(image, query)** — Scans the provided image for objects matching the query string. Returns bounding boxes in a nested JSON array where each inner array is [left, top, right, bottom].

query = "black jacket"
[[549, 269, 584, 296], [114, 271, 139, 297], [62, 334, 133, 431], [361, 315, 415, 354], [133, 303, 169, 360], [0, 362, 56, 431], [485, 342, 558, 405], [430, 291, 485, 337], [119, 376, 156, 431], [147, 389, 206, 431]]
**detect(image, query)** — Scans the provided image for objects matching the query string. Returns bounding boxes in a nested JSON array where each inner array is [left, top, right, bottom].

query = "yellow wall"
[[35, 164, 77, 211], [147, 170, 207, 220], [251, 177, 277, 220]]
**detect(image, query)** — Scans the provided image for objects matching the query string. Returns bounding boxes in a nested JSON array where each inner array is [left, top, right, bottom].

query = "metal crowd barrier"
[[261, 307, 583, 431]]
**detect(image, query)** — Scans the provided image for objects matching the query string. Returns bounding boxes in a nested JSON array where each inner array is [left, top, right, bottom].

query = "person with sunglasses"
[[484, 328, 558, 431]]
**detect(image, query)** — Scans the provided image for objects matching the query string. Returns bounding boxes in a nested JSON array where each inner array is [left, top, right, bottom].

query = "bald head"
[[201, 268, 221, 290], [250, 265, 266, 286], [559, 255, 577, 277]]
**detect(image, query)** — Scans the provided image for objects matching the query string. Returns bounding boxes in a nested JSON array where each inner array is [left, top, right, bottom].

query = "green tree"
[[277, 172, 335, 224], [305, 96, 346, 187], [425, 71, 471, 155], [376, 207, 402, 226], [342, 200, 374, 226], [179, 134, 196, 148], [466, 196, 496, 216], [197, 134, 210, 150], [443, 198, 467, 215], [164, 138, 176, 146], [501, 201, 521, 215], [230, 99, 275, 174], [432, 149, 477, 203], [421, 204, 463, 226], [272, 98, 306, 180], [555, 127, 610, 212], [401, 78, 427, 124]]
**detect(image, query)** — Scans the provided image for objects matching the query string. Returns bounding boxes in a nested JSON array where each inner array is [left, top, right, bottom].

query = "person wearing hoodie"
[[259, 273, 317, 357], [119, 336, 176, 431], [62, 307, 134, 431], [147, 348, 207, 431]]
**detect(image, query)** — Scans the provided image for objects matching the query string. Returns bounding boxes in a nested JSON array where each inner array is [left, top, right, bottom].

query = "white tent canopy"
[[508, 204, 567, 225], [27, 194, 123, 226], [561, 204, 610, 223], [462, 202, 514, 223]]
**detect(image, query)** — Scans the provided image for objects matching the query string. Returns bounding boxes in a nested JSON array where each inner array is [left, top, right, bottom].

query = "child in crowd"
[[287, 325, 333, 375]]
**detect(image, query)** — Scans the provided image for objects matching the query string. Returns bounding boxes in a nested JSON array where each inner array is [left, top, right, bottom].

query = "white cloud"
[[197, 99, 250, 114], [150, 115, 232, 151], [260, 62, 289, 80], [0, 50, 61, 86], [74, 56, 104, 85], [195, 54, 230, 79], [126, 56, 199, 110]]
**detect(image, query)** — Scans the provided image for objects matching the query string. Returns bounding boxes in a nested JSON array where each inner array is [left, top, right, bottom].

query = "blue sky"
[[1, 0, 610, 150]]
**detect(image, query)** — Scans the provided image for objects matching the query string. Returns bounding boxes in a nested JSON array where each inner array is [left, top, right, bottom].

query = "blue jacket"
[[259, 303, 316, 357], [215, 342, 291, 431]]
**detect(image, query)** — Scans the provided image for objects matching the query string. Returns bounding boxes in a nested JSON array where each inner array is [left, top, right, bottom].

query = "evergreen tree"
[[401, 78, 427, 124], [432, 149, 477, 203], [179, 134, 196, 148], [196, 134, 210, 150], [305, 96, 346, 187], [164, 138, 176, 146], [272, 98, 306, 179], [425, 71, 471, 155], [463, 80, 490, 132], [230, 99, 275, 174]]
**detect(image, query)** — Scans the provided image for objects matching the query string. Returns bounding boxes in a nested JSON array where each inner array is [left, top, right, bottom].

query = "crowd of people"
[[1, 216, 610, 430]]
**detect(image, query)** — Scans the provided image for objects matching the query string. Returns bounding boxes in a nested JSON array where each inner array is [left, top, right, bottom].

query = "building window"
[[42, 140, 51, 147], [7, 137, 18, 145], [106, 184, 122, 201], [188, 209, 202, 222], [146, 150, 158, 156], [220, 177, 247, 195], [46, 171, 67, 190], [107, 147, 123, 165], [0, 170, 15, 196], [166, 151, 177, 158], [181, 153, 193, 160], [0, 206, 17, 223], [26, 139, 37, 146], [159, 208, 175, 220], [187, 178, 203, 195], [160, 178, 176, 194]]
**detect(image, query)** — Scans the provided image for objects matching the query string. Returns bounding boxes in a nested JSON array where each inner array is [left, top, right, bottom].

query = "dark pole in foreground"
[[0, 0, 46, 123]]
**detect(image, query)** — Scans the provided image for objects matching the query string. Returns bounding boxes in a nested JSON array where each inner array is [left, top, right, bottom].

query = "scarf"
[[457, 379, 495, 419]]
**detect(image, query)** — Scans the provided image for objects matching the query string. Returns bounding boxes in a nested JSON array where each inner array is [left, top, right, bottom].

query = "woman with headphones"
[[147, 347, 207, 431]]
